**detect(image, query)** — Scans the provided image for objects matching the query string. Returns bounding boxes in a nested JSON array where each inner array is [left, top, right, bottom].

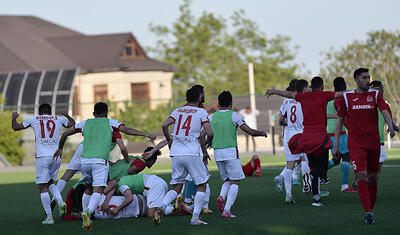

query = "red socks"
[[368, 182, 377, 210], [357, 181, 371, 212], [254, 158, 261, 171]]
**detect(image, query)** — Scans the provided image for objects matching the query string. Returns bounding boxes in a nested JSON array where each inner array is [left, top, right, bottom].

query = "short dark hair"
[[39, 103, 52, 115], [333, 77, 346, 92], [353, 68, 369, 79], [186, 87, 201, 103], [218, 91, 232, 108], [296, 79, 309, 93], [144, 147, 161, 162], [370, 80, 383, 88], [192, 85, 204, 93], [94, 102, 108, 115], [311, 76, 324, 91], [286, 79, 298, 91]]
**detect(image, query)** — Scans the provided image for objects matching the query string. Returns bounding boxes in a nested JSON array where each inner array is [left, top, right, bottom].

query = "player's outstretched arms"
[[142, 139, 168, 160], [115, 138, 130, 163], [54, 127, 77, 160], [11, 112, 26, 131], [62, 112, 76, 128], [240, 124, 268, 137], [119, 125, 156, 141], [265, 89, 295, 99]]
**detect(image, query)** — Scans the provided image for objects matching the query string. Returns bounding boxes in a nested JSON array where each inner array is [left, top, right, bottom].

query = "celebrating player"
[[333, 68, 396, 224], [210, 91, 267, 217], [266, 77, 344, 206], [11, 103, 75, 224], [160, 87, 213, 225]]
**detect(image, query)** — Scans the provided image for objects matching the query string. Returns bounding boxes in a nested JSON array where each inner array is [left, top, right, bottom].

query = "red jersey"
[[129, 158, 147, 173], [295, 91, 335, 133], [337, 89, 389, 149]]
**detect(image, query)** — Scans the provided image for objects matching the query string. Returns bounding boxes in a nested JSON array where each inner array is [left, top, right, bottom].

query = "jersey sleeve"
[[112, 131, 122, 142], [323, 91, 335, 101], [22, 116, 36, 128], [336, 96, 347, 118], [130, 159, 147, 173], [60, 117, 69, 127], [377, 93, 390, 112], [208, 114, 213, 122], [74, 120, 86, 133], [333, 97, 343, 111], [279, 100, 287, 117], [199, 109, 209, 124], [232, 112, 246, 127], [118, 177, 130, 194], [109, 119, 124, 131], [168, 109, 177, 122]]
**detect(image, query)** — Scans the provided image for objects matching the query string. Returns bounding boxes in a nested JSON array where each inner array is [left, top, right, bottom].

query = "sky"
[[2, 0, 399, 75]]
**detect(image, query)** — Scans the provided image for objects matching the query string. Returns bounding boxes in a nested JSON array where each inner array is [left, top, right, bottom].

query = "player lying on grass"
[[12, 103, 75, 225]]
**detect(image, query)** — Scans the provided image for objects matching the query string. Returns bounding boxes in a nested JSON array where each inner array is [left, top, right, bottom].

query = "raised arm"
[[62, 112, 76, 128], [265, 89, 295, 99], [239, 124, 267, 137], [11, 112, 26, 131], [142, 139, 169, 160], [119, 125, 156, 141]]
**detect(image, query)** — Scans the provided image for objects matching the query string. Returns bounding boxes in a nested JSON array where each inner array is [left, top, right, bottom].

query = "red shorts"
[[348, 148, 380, 173], [242, 162, 254, 177], [289, 131, 331, 155]]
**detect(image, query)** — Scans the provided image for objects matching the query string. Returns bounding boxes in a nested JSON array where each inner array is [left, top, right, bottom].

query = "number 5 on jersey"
[[176, 115, 192, 136]]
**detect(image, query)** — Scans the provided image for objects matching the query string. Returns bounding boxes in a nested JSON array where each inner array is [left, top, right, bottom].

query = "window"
[[125, 46, 132, 56], [131, 83, 149, 106], [93, 84, 108, 102], [120, 38, 144, 59]]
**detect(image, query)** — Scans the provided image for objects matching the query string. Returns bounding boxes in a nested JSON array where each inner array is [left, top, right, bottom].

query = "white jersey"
[[94, 194, 145, 219], [281, 98, 304, 142], [169, 105, 209, 156], [23, 115, 68, 157]]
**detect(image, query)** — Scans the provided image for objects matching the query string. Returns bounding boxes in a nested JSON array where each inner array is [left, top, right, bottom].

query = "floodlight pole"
[[248, 63, 256, 112]]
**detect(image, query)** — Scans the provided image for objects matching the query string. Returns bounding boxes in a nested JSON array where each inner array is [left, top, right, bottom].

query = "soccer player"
[[275, 80, 312, 203], [325, 77, 356, 193], [211, 91, 267, 217], [160, 87, 214, 225], [266, 77, 344, 206], [11, 103, 75, 224], [53, 102, 156, 230], [242, 155, 262, 177], [333, 68, 396, 224]]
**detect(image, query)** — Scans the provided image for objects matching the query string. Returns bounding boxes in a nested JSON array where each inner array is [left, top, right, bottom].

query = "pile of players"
[[12, 85, 266, 230], [266, 67, 398, 225]]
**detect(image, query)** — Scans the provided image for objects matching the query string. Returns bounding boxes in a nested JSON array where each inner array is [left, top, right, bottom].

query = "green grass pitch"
[[1, 150, 400, 234]]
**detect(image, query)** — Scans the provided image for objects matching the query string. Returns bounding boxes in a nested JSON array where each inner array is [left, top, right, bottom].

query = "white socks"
[[57, 179, 67, 194], [161, 190, 178, 212], [224, 184, 239, 213], [191, 191, 205, 222], [283, 168, 293, 198], [82, 193, 91, 212], [88, 192, 101, 213], [165, 205, 174, 215], [219, 181, 230, 200], [293, 164, 301, 180], [40, 192, 53, 219], [204, 183, 210, 209], [301, 160, 310, 175], [48, 184, 64, 206]]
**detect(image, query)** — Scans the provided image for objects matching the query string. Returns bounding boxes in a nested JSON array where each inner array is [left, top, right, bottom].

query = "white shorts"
[[216, 159, 245, 181], [170, 156, 209, 185], [184, 165, 210, 181], [379, 145, 387, 163], [35, 156, 61, 184], [95, 194, 145, 219], [67, 144, 82, 171], [284, 141, 305, 162], [143, 175, 168, 208], [80, 158, 109, 187]]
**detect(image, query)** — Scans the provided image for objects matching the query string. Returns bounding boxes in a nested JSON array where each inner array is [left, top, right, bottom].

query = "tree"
[[320, 30, 400, 123], [149, 0, 299, 97], [0, 98, 25, 165]]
